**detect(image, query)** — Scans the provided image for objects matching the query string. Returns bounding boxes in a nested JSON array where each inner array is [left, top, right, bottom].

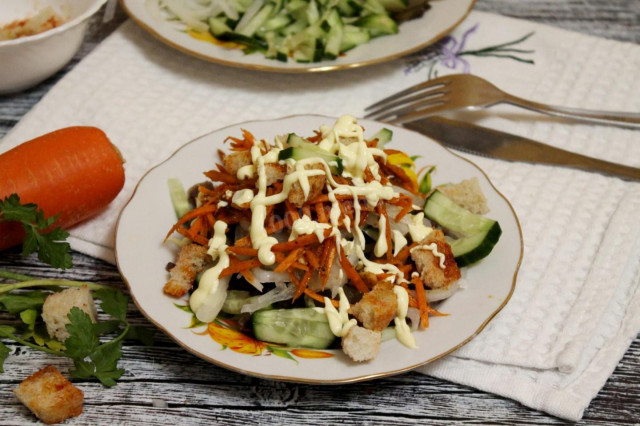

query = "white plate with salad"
[[120, 0, 475, 72], [115, 114, 522, 383]]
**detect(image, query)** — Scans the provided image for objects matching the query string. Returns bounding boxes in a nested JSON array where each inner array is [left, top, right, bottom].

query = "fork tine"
[[364, 89, 448, 119], [364, 77, 450, 112], [369, 97, 449, 122], [388, 101, 450, 124]]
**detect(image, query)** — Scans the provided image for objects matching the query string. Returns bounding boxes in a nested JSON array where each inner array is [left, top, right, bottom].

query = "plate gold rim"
[[114, 113, 523, 384], [119, 0, 477, 73]]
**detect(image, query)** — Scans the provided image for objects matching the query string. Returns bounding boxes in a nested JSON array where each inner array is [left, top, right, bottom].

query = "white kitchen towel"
[[1, 10, 639, 421]]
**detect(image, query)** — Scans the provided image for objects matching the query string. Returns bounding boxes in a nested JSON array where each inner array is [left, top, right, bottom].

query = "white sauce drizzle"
[[289, 215, 331, 242], [318, 287, 357, 337], [392, 230, 407, 257], [407, 212, 433, 243], [393, 286, 418, 349], [190, 221, 230, 322], [411, 243, 447, 269]]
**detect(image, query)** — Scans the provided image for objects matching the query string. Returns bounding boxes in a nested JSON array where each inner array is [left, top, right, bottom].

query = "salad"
[[163, 115, 501, 362], [147, 0, 431, 63]]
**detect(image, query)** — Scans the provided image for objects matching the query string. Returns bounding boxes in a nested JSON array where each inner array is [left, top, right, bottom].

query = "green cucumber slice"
[[423, 190, 501, 267], [252, 308, 335, 348]]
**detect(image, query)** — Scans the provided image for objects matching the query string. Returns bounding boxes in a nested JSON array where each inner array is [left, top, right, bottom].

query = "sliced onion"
[[250, 267, 291, 285], [240, 283, 296, 314], [425, 281, 460, 303], [406, 307, 421, 331]]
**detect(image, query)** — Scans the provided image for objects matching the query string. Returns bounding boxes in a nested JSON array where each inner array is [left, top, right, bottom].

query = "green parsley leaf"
[[0, 325, 16, 336], [95, 288, 128, 321], [0, 194, 72, 269], [0, 342, 10, 373], [93, 319, 123, 336], [19, 309, 38, 328], [0, 291, 48, 314], [64, 307, 99, 359]]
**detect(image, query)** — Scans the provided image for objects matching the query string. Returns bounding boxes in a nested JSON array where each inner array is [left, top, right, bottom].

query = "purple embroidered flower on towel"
[[405, 24, 535, 77]]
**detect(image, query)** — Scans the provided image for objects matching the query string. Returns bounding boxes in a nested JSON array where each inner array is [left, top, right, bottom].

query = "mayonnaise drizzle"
[[411, 243, 446, 269], [190, 221, 230, 322], [393, 286, 418, 348], [408, 212, 433, 243], [319, 287, 357, 337]]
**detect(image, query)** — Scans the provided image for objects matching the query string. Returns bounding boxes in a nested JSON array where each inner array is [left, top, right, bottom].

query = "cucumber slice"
[[167, 178, 191, 219], [371, 127, 393, 147], [423, 190, 501, 267], [356, 13, 398, 37], [279, 135, 344, 174], [253, 308, 336, 348]]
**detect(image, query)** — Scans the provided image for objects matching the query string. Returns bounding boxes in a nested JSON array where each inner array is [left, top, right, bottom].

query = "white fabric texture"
[[1, 10, 638, 421]]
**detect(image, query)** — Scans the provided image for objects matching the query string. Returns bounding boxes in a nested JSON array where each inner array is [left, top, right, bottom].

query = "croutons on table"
[[13, 365, 84, 424]]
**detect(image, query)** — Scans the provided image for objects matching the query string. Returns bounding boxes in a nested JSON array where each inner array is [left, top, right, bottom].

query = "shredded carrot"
[[204, 169, 238, 184], [293, 268, 312, 300], [412, 274, 430, 329], [304, 249, 319, 269], [338, 246, 369, 294], [164, 204, 218, 241], [227, 246, 258, 256], [304, 288, 339, 308], [272, 229, 330, 252], [274, 248, 302, 272], [220, 258, 263, 277], [315, 202, 328, 223]]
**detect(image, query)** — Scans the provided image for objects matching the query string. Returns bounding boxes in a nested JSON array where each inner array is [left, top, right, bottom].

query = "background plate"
[[120, 0, 475, 72], [115, 114, 522, 383]]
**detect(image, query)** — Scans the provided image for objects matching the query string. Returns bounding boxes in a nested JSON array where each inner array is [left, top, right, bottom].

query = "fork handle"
[[503, 94, 640, 128]]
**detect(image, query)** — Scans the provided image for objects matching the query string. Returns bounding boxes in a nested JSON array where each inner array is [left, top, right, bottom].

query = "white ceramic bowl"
[[0, 0, 107, 94]]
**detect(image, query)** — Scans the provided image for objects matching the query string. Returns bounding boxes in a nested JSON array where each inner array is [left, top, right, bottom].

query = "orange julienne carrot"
[[412, 274, 430, 329], [0, 126, 125, 251], [274, 248, 302, 272], [164, 204, 218, 241], [338, 247, 369, 294]]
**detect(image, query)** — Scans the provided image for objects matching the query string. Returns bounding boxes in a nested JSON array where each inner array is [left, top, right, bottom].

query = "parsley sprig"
[[0, 194, 72, 269], [0, 270, 154, 386]]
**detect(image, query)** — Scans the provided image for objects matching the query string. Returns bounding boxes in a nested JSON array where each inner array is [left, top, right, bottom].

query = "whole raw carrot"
[[0, 126, 125, 250]]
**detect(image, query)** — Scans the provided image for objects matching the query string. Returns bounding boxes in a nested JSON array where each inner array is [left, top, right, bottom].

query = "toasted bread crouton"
[[411, 229, 461, 289], [287, 163, 326, 207], [41, 287, 97, 342], [164, 243, 211, 297], [349, 280, 398, 331], [264, 162, 286, 186], [14, 365, 83, 424], [342, 326, 381, 362], [222, 150, 252, 176], [437, 178, 489, 215]]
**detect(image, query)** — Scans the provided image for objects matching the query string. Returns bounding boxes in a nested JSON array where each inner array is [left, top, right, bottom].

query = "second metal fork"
[[364, 74, 640, 128]]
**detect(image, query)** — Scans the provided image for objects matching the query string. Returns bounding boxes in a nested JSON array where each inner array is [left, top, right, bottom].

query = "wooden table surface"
[[1, 1, 639, 424]]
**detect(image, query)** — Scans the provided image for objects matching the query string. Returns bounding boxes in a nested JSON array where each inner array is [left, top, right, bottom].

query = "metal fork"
[[364, 74, 640, 128]]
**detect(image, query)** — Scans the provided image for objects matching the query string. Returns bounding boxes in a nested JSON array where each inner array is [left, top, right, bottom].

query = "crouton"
[[348, 280, 397, 331], [41, 287, 97, 342], [341, 326, 382, 362], [437, 178, 489, 215], [287, 163, 326, 207], [264, 162, 286, 186], [14, 365, 83, 424], [222, 150, 252, 176], [411, 229, 461, 289], [163, 243, 211, 297]]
